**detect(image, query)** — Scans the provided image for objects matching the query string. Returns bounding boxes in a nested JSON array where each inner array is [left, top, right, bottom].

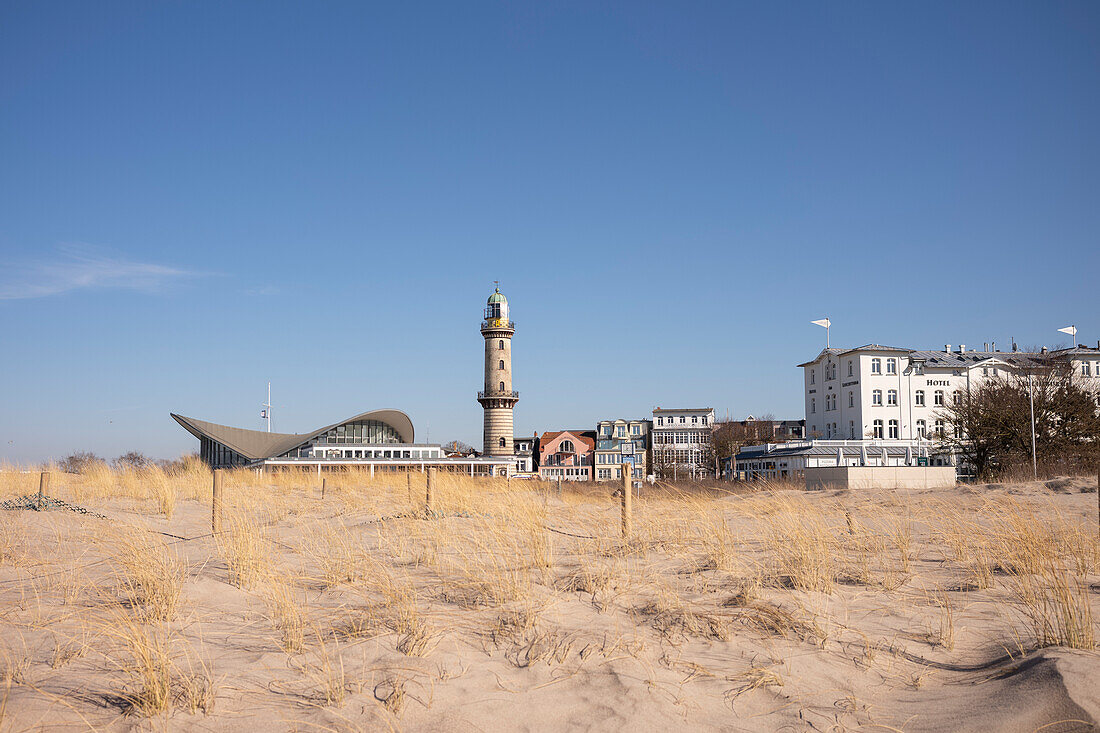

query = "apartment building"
[[593, 418, 650, 482], [651, 407, 716, 478]]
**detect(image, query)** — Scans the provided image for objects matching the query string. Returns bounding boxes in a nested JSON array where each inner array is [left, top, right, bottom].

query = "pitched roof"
[[171, 409, 415, 461], [537, 430, 596, 453]]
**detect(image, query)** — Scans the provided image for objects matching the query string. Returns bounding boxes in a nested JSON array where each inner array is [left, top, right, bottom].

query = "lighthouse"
[[477, 286, 518, 457]]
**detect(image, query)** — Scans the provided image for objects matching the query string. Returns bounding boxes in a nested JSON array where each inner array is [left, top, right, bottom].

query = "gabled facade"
[[537, 430, 596, 481]]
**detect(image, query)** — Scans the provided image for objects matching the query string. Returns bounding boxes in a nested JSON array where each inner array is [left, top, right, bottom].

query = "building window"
[[888, 420, 899, 439], [847, 360, 853, 377], [617, 426, 625, 437], [498, 340, 504, 350], [952, 391, 961, 406], [848, 392, 854, 408], [811, 398, 816, 414], [916, 420, 927, 438], [657, 417, 663, 426], [873, 420, 883, 439], [499, 381, 505, 392], [935, 419, 945, 437], [499, 360, 505, 370], [631, 424, 641, 435], [559, 439, 575, 453], [810, 369, 815, 385], [871, 358, 881, 374], [887, 389, 897, 406], [692, 416, 698, 424], [499, 437, 506, 448], [849, 421, 856, 439], [679, 417, 686, 424], [1083, 362, 1091, 377], [915, 390, 925, 407], [934, 390, 944, 406], [886, 358, 897, 374], [872, 389, 882, 406]]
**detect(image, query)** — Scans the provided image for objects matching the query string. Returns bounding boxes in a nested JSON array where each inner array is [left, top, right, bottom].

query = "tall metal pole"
[[1029, 373, 1038, 480]]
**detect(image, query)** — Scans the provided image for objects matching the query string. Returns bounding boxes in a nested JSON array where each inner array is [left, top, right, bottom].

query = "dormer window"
[[559, 440, 575, 453]]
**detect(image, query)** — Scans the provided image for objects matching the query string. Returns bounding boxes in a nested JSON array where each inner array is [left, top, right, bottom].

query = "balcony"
[[481, 320, 516, 331], [478, 390, 520, 400]]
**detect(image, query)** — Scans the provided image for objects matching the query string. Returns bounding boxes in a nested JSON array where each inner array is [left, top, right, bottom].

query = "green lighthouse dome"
[[487, 288, 507, 305]]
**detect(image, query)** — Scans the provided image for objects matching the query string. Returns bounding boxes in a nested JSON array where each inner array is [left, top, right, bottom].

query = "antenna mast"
[[262, 381, 272, 432]]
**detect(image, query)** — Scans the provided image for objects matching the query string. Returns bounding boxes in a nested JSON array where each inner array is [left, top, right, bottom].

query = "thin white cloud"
[[0, 245, 199, 300]]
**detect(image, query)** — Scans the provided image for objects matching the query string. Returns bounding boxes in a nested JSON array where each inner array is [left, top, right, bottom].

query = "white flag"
[[811, 318, 831, 329], [1057, 326, 1077, 336]]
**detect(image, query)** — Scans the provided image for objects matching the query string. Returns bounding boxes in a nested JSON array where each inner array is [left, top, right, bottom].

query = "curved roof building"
[[172, 409, 513, 475], [172, 410, 415, 467]]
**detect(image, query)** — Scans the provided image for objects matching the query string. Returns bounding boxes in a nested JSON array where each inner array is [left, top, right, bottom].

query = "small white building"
[[735, 439, 946, 482]]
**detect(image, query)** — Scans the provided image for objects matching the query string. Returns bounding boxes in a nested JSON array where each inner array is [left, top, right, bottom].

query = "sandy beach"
[[1, 468, 1098, 731]]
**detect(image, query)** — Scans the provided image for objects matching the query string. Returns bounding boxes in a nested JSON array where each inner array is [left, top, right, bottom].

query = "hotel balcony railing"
[[478, 390, 520, 399], [481, 320, 516, 330]]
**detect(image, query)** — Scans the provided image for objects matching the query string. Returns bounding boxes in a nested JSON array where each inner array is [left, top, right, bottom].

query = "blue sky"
[[1, 1, 1098, 462]]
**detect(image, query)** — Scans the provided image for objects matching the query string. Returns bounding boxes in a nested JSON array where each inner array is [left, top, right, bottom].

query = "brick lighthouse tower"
[[478, 285, 518, 457]]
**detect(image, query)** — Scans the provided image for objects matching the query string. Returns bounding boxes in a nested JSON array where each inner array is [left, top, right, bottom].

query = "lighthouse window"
[[499, 381, 505, 392], [498, 340, 504, 350], [499, 360, 504, 370], [499, 437, 506, 448]]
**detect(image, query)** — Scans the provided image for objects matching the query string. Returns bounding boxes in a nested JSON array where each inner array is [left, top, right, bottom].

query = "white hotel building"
[[735, 341, 1100, 481], [800, 343, 1100, 442]]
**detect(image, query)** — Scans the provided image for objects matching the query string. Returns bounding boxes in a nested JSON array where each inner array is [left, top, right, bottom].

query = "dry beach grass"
[[0, 464, 1098, 731]]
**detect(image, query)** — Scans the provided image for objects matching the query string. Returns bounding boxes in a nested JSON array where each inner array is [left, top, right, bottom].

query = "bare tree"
[[115, 451, 150, 469], [58, 452, 105, 474], [937, 360, 1100, 478]]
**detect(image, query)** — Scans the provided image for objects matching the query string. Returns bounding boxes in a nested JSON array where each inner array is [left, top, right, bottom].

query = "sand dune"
[[1, 468, 1097, 731]]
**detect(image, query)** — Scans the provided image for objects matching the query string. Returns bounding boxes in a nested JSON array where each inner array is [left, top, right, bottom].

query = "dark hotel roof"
[[171, 409, 415, 462]]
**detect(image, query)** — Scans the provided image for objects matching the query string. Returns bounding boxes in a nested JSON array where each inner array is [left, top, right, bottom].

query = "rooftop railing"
[[478, 390, 520, 399]]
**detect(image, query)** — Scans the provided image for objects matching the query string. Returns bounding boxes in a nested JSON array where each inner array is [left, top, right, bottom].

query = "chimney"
[[959, 344, 966, 354], [992, 341, 997, 352], [984, 342, 989, 352], [1041, 346, 1048, 355], [945, 344, 951, 353], [1012, 341, 1018, 352]]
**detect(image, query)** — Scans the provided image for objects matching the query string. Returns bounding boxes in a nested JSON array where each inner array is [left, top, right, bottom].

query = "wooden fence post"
[[37, 472, 49, 511], [426, 468, 435, 514], [321, 477, 326, 500], [212, 469, 223, 534], [407, 470, 413, 505], [621, 463, 632, 538]]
